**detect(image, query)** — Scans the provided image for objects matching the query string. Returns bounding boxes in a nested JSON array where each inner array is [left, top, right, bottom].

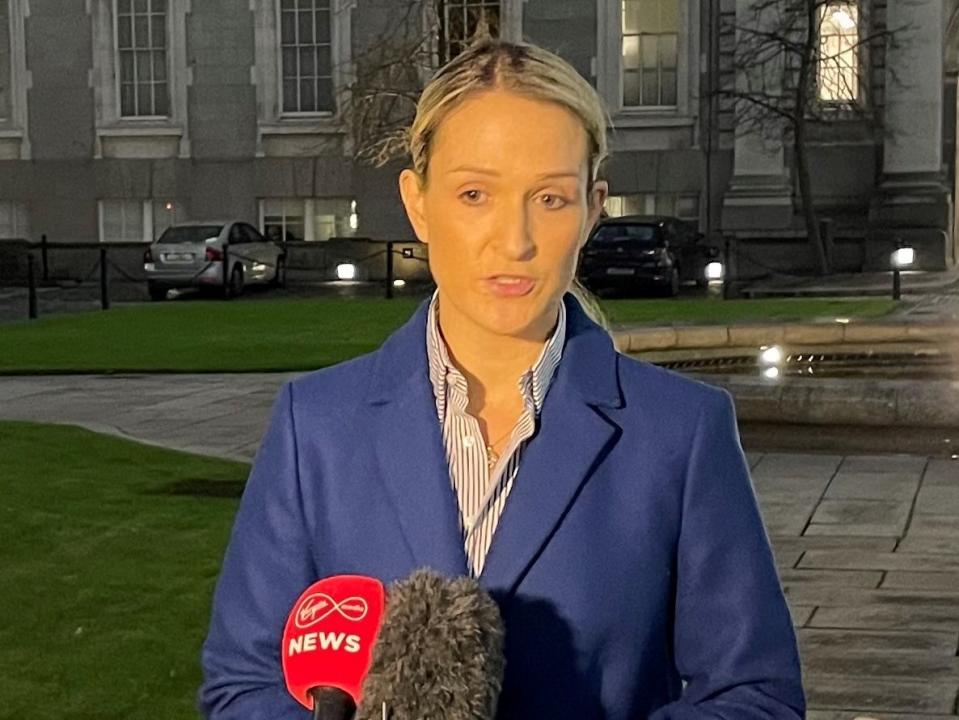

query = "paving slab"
[[800, 550, 959, 573], [797, 628, 959, 655], [804, 677, 958, 714], [881, 571, 959, 591]]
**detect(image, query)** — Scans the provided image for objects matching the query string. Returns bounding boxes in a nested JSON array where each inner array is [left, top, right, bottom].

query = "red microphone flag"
[[281, 575, 386, 711]]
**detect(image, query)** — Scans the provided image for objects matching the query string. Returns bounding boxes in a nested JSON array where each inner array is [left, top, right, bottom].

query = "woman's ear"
[[398, 169, 430, 245], [587, 180, 609, 228]]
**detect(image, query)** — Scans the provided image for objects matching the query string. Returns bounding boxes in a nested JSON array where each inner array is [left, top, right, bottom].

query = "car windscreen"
[[156, 225, 223, 244], [591, 224, 664, 245]]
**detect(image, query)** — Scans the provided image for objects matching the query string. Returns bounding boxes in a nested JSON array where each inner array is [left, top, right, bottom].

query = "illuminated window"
[[440, 0, 501, 63], [116, 0, 169, 117], [279, 0, 334, 114], [818, 3, 859, 103], [621, 0, 679, 107], [605, 193, 699, 222], [260, 198, 356, 241]]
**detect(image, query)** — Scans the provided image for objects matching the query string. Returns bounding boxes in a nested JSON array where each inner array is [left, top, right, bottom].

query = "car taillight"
[[143, 248, 153, 263], [205, 247, 222, 262]]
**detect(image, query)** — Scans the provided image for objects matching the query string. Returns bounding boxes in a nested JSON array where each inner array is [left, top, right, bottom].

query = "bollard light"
[[393, 279, 406, 288], [336, 263, 357, 280], [891, 247, 915, 268], [705, 261, 725, 282]]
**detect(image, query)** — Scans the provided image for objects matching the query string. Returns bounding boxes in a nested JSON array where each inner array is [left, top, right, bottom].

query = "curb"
[[701, 374, 959, 428], [611, 321, 959, 353]]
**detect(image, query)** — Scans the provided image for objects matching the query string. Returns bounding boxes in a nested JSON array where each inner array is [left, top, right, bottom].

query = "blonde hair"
[[404, 35, 614, 335]]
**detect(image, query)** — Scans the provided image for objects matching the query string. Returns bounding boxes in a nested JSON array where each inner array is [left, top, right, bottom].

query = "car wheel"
[[147, 282, 168, 302], [226, 264, 244, 299], [271, 256, 287, 288]]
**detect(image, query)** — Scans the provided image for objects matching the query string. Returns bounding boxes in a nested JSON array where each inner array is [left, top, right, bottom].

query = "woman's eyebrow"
[[447, 165, 580, 180]]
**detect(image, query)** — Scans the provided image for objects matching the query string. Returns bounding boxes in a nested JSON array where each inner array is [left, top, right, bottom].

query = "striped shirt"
[[425, 288, 566, 577]]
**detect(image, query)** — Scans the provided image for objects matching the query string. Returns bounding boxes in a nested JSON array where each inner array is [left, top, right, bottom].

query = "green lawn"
[[0, 421, 247, 720], [0, 296, 897, 373]]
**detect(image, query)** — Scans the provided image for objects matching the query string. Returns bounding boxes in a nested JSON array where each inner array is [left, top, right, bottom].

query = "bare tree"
[[716, 0, 909, 272], [331, 1, 497, 170]]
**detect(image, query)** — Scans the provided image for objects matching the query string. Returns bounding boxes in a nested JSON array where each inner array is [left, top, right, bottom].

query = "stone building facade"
[[0, 0, 955, 276]]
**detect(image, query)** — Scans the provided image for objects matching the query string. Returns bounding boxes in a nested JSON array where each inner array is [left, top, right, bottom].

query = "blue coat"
[[199, 292, 805, 719]]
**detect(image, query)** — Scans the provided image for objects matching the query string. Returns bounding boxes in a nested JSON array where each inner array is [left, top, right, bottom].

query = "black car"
[[576, 215, 721, 297]]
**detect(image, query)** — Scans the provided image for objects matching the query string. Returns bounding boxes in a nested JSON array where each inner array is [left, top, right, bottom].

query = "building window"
[[99, 200, 145, 242], [605, 192, 699, 222], [0, 1, 10, 121], [0, 200, 29, 239], [818, 2, 859, 103], [439, 0, 501, 62], [116, 0, 169, 117], [621, 0, 679, 107], [260, 197, 357, 241], [279, 0, 334, 114]]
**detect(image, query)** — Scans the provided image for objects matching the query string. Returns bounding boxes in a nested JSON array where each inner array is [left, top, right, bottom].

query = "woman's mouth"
[[486, 276, 535, 297]]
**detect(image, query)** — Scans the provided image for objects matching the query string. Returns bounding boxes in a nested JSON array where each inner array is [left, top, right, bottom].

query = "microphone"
[[354, 568, 506, 720], [281, 575, 387, 720]]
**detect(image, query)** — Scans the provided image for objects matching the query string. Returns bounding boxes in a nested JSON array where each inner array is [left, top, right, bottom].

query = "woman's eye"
[[461, 190, 484, 203]]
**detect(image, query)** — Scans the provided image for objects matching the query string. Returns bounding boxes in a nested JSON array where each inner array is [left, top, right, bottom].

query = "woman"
[[199, 37, 805, 719]]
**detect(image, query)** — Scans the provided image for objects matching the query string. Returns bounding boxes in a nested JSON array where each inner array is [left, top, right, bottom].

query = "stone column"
[[721, 0, 794, 232], [870, 0, 953, 266]]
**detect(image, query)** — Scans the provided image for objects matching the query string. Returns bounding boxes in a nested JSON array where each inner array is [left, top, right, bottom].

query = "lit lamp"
[[759, 344, 784, 381], [891, 245, 915, 300], [336, 263, 357, 281]]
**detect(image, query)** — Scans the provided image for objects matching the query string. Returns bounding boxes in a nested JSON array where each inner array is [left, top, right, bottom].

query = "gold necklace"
[[484, 426, 515, 468]]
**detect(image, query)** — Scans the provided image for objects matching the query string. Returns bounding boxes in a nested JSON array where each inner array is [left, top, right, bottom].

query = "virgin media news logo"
[[294, 593, 369, 629]]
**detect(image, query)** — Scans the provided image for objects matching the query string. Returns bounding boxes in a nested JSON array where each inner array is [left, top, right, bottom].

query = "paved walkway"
[[1, 373, 957, 718]]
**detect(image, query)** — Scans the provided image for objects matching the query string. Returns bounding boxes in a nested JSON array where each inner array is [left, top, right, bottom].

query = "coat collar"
[[365, 292, 624, 592]]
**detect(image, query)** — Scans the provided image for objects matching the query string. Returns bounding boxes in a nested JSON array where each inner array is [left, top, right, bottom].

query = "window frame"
[[276, 0, 336, 117], [252, 0, 355, 156], [89, 0, 190, 158], [0, 199, 29, 240], [113, 0, 171, 119], [816, 0, 863, 109], [0, 0, 30, 158], [258, 196, 357, 242], [596, 0, 698, 126]]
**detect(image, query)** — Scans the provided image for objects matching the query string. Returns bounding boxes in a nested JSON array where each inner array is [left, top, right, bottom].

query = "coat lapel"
[[479, 293, 623, 593], [364, 292, 624, 588], [366, 297, 469, 577]]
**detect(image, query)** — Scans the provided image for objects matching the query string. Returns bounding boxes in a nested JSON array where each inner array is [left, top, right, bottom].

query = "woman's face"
[[399, 89, 608, 341]]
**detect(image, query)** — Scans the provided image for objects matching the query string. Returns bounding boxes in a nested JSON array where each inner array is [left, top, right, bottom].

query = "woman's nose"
[[494, 204, 536, 260]]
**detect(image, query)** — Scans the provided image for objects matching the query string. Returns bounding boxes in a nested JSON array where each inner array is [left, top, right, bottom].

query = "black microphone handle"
[[309, 685, 357, 720]]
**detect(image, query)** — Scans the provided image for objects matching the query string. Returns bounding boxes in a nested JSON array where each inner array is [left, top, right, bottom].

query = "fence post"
[[222, 242, 231, 298], [722, 233, 733, 300], [99, 246, 110, 310], [385, 241, 394, 299], [41, 234, 49, 282], [27, 252, 38, 320]]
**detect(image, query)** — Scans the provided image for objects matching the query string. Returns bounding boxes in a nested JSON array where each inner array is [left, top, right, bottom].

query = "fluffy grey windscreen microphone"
[[354, 568, 506, 720]]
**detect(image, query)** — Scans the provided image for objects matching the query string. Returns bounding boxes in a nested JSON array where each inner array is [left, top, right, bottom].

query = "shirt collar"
[[426, 287, 566, 424]]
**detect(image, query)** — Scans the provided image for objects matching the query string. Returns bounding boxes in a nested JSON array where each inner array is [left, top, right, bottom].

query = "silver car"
[[143, 221, 286, 301]]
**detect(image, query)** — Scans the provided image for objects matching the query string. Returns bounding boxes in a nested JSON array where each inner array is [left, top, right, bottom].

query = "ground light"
[[705, 261, 724, 281], [336, 263, 357, 280], [759, 344, 784, 380], [891, 246, 915, 300]]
